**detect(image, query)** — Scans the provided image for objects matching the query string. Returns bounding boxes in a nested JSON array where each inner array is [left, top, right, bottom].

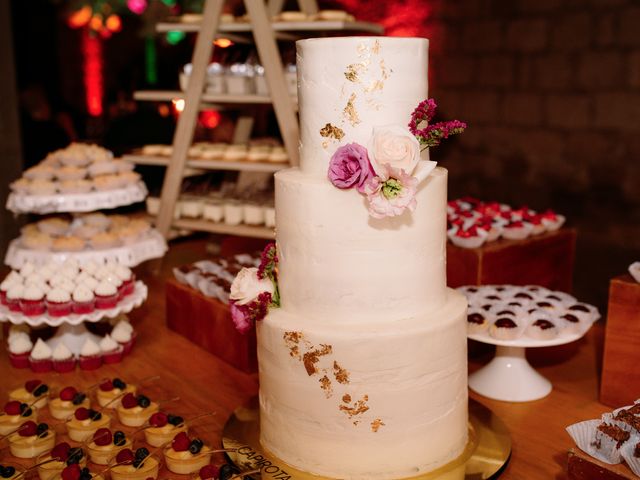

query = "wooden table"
[[0, 240, 622, 479]]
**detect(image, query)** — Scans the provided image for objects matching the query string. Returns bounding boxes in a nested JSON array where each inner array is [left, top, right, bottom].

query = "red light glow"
[[200, 110, 221, 129], [68, 6, 92, 29], [214, 38, 233, 48], [82, 31, 103, 116], [106, 14, 122, 32]]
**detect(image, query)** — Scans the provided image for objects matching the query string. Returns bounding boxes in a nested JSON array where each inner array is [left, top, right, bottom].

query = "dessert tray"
[[6, 182, 148, 214], [460, 285, 600, 402], [222, 397, 511, 479], [0, 281, 147, 328], [5, 230, 167, 269]]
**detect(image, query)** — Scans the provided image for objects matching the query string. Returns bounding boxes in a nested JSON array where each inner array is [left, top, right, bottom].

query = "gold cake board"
[[222, 398, 511, 479]]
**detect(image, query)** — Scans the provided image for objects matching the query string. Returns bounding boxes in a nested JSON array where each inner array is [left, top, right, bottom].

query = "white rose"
[[229, 267, 275, 306], [368, 125, 421, 176]]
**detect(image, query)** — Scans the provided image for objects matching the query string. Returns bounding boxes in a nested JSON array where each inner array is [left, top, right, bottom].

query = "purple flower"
[[327, 143, 375, 193], [230, 301, 252, 334]]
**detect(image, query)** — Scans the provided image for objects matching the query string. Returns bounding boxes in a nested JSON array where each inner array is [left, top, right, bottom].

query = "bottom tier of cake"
[[257, 289, 468, 480]]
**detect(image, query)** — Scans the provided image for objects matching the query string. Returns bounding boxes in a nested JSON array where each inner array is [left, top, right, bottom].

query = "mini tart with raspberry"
[[86, 428, 131, 465], [116, 393, 159, 427], [49, 387, 90, 420], [110, 448, 160, 480], [58, 464, 105, 480], [36, 443, 86, 480], [65, 407, 111, 442], [96, 378, 135, 408], [144, 412, 187, 447], [8, 421, 56, 458], [0, 401, 37, 436], [9, 380, 49, 409], [164, 432, 212, 474]]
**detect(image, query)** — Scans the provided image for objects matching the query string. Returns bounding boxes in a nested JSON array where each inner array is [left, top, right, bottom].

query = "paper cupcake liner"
[[79, 354, 103, 371], [594, 425, 629, 464], [525, 319, 560, 341], [29, 357, 53, 373], [501, 227, 532, 241], [8, 351, 30, 369], [621, 437, 640, 477], [602, 412, 640, 437], [448, 232, 486, 249], [53, 357, 77, 373], [489, 317, 524, 341]]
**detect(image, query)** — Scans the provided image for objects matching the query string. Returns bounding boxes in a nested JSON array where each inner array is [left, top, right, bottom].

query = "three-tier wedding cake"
[[246, 36, 467, 479]]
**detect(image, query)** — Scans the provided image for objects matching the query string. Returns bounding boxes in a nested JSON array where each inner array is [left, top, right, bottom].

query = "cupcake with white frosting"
[[45, 288, 72, 317], [95, 281, 118, 310], [114, 266, 135, 297], [29, 339, 53, 373], [52, 342, 76, 373], [79, 339, 103, 371], [20, 285, 46, 317], [111, 319, 135, 355], [81, 260, 100, 276], [1, 277, 18, 306], [8, 334, 32, 369], [19, 263, 36, 278], [72, 285, 95, 314], [100, 335, 123, 364], [6, 284, 25, 312]]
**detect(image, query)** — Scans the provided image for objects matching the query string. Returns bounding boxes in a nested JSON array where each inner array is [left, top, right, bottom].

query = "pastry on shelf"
[[65, 407, 111, 442], [9, 379, 49, 409], [110, 448, 160, 480], [0, 401, 37, 436], [36, 443, 86, 480], [8, 420, 56, 458], [86, 428, 131, 465], [49, 386, 90, 420], [96, 378, 135, 408], [116, 393, 159, 427], [164, 432, 212, 474]]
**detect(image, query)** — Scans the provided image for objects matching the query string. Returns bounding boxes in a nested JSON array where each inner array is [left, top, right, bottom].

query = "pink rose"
[[327, 143, 374, 193], [368, 125, 420, 176], [363, 165, 418, 219], [230, 302, 252, 334]]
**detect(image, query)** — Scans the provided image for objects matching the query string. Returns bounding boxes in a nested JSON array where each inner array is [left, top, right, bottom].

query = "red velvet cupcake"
[[110, 320, 135, 355], [114, 266, 135, 297], [94, 281, 119, 310], [8, 334, 32, 369], [79, 339, 103, 370], [20, 285, 46, 317], [29, 339, 53, 373], [45, 288, 72, 317], [100, 335, 123, 364], [6, 284, 24, 312], [72, 285, 95, 314], [52, 342, 76, 373]]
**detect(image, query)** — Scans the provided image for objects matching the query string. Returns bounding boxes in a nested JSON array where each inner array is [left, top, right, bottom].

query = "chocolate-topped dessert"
[[561, 314, 579, 323], [596, 423, 630, 449], [568, 304, 590, 312], [496, 310, 515, 316], [467, 313, 485, 324], [515, 292, 533, 300], [495, 318, 517, 328], [614, 410, 640, 432], [533, 319, 554, 329]]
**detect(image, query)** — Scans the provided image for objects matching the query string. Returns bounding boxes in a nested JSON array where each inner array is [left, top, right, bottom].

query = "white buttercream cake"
[[257, 37, 468, 479]]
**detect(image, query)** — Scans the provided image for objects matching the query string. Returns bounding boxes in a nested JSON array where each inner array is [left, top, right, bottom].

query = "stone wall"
[[423, 0, 640, 305]]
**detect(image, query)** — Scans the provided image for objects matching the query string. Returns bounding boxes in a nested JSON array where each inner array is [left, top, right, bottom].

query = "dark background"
[[4, 0, 640, 310]]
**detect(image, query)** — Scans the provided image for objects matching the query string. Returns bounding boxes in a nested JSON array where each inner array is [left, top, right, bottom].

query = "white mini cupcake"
[[95, 281, 118, 309], [489, 317, 521, 341], [29, 338, 53, 373], [52, 342, 76, 373], [8, 334, 32, 368], [466, 309, 490, 335], [79, 338, 102, 370], [100, 335, 123, 364], [526, 318, 559, 341]]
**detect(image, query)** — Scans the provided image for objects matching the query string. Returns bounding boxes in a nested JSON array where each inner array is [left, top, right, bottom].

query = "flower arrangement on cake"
[[228, 243, 279, 333], [327, 98, 466, 218]]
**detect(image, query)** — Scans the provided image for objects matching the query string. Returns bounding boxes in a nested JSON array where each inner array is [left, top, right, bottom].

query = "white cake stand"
[[6, 182, 148, 214], [468, 321, 597, 402], [0, 281, 147, 354], [4, 230, 167, 269]]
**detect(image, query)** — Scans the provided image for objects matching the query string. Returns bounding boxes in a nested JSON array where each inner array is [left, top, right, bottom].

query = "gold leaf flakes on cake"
[[302, 344, 333, 376], [333, 361, 349, 384], [319, 123, 345, 141], [380, 59, 390, 79], [364, 80, 384, 93], [342, 394, 351, 403], [343, 93, 360, 126], [319, 375, 333, 398], [371, 419, 385, 432], [339, 394, 370, 419], [283, 331, 303, 359], [372, 39, 381, 54]]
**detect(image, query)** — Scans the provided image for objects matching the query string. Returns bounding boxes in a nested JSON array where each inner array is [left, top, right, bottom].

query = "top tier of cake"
[[297, 37, 429, 178]]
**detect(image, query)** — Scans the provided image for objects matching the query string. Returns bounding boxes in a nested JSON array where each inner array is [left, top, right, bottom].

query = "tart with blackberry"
[[49, 386, 90, 420], [0, 401, 37, 436], [116, 393, 158, 427], [143, 412, 189, 447], [8, 420, 56, 458], [96, 378, 135, 408], [36, 443, 86, 480], [110, 447, 160, 480], [65, 407, 111, 442], [86, 428, 131, 465], [164, 432, 212, 474], [9, 379, 49, 409], [59, 464, 105, 480]]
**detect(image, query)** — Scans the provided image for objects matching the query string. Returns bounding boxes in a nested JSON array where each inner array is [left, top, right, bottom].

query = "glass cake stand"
[[222, 397, 511, 480], [467, 320, 597, 402]]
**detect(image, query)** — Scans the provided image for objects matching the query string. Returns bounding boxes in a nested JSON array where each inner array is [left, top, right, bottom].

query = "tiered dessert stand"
[[2, 165, 163, 356]]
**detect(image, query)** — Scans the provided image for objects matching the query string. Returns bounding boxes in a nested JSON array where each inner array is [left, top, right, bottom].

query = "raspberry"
[[115, 449, 134, 465], [19, 420, 37, 437], [25, 379, 41, 393], [51, 442, 71, 461], [3, 401, 22, 415], [59, 386, 77, 401], [121, 393, 137, 409], [199, 464, 220, 479], [61, 464, 81, 480], [93, 428, 112, 446], [171, 432, 191, 452], [74, 407, 89, 421], [99, 379, 113, 392], [149, 412, 168, 428]]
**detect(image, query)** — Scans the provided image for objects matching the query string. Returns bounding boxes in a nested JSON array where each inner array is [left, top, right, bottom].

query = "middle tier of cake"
[[275, 166, 448, 324], [257, 288, 468, 480]]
